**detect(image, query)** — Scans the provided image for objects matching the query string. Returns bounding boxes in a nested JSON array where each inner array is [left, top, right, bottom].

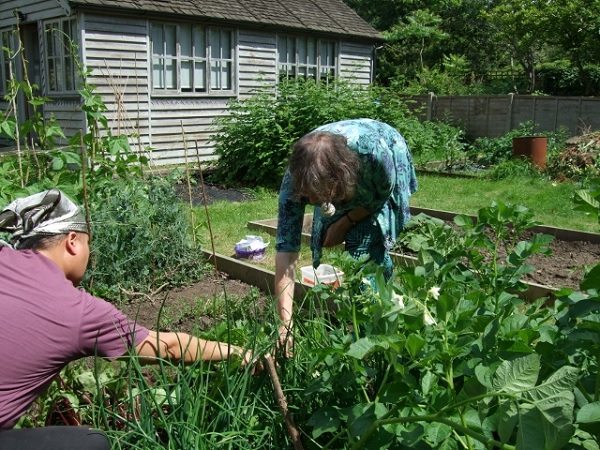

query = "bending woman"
[[274, 118, 418, 353]]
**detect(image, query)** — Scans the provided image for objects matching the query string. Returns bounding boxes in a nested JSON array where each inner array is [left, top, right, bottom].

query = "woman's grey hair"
[[288, 131, 359, 204]]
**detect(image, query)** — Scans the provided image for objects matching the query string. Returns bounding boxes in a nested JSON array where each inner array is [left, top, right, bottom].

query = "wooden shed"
[[0, 0, 382, 165]]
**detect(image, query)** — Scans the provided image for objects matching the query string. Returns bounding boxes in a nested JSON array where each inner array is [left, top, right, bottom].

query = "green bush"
[[209, 78, 379, 189], [537, 61, 600, 96], [209, 79, 466, 187], [83, 175, 206, 303]]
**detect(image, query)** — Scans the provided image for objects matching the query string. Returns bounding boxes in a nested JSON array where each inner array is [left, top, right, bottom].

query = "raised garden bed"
[[236, 206, 600, 301]]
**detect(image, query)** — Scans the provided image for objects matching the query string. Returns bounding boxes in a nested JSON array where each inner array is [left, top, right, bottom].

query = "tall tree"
[[486, 0, 545, 93], [538, 0, 600, 94]]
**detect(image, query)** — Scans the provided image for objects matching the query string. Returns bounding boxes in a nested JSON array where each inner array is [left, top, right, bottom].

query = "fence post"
[[427, 92, 435, 121], [506, 93, 514, 133]]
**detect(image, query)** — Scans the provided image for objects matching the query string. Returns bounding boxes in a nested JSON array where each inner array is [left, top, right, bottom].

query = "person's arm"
[[275, 251, 299, 355], [322, 207, 372, 247], [133, 330, 250, 365]]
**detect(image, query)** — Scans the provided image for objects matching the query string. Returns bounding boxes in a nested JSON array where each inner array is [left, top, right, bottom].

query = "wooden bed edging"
[[201, 249, 557, 302]]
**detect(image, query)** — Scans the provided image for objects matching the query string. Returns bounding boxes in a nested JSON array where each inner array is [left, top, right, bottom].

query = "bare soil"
[[123, 182, 600, 333]]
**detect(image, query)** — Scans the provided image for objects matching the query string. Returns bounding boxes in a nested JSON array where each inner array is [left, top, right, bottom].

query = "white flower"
[[392, 292, 405, 309], [321, 202, 336, 217], [428, 286, 441, 300], [424, 310, 437, 326], [312, 370, 321, 378]]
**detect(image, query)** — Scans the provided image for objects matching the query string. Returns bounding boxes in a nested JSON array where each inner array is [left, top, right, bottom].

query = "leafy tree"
[[537, 0, 600, 95]]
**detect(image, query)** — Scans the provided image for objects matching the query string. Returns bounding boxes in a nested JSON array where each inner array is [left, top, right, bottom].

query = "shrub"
[[209, 79, 467, 187], [82, 175, 206, 303], [209, 78, 379, 189]]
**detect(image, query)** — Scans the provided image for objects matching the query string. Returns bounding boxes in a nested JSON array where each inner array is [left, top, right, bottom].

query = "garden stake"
[[194, 141, 219, 273], [180, 123, 197, 248], [263, 355, 304, 450]]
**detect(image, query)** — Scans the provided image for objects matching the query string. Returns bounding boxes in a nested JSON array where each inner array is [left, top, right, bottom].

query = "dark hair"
[[17, 233, 68, 250], [288, 131, 359, 204]]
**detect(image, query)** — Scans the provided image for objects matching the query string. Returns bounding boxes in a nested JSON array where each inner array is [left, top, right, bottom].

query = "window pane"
[[222, 61, 231, 89], [46, 25, 55, 57], [62, 21, 72, 53], [165, 58, 176, 89], [221, 31, 231, 59], [194, 28, 206, 58], [65, 56, 74, 90], [298, 39, 306, 65], [151, 26, 163, 56], [210, 29, 220, 59], [211, 61, 219, 89], [307, 37, 316, 65], [194, 61, 206, 91], [181, 60, 192, 90], [152, 57, 163, 88], [278, 38, 287, 63], [48, 60, 56, 91], [55, 60, 64, 91], [210, 61, 231, 90], [70, 20, 78, 45], [180, 24, 191, 58], [165, 25, 176, 57]]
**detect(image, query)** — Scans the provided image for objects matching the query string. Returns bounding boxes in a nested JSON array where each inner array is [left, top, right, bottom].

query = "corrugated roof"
[[68, 0, 382, 40]]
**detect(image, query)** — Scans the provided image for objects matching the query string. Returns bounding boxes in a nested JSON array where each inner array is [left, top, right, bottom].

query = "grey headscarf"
[[0, 189, 88, 249]]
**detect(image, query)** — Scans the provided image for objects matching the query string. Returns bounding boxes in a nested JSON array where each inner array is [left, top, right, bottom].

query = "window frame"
[[0, 28, 16, 96], [151, 22, 235, 96], [43, 18, 78, 95], [277, 35, 338, 83]]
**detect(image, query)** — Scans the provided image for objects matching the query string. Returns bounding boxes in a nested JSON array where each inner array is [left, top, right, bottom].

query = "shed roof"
[[69, 0, 383, 41]]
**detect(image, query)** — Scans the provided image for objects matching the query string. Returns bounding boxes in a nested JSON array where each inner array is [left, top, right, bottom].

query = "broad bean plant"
[[290, 202, 599, 449]]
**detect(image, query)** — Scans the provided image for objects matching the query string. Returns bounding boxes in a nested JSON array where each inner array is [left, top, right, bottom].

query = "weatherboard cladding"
[[68, 0, 382, 40]]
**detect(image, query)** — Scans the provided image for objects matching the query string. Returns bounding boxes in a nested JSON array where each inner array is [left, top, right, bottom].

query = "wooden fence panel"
[[403, 94, 600, 139]]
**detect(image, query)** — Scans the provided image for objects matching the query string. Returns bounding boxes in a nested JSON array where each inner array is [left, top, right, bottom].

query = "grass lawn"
[[411, 173, 597, 232]]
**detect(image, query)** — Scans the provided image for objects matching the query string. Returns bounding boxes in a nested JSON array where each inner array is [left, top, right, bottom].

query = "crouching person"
[[0, 189, 251, 450]]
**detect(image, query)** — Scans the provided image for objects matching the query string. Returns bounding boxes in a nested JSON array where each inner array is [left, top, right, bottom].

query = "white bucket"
[[300, 264, 344, 287]]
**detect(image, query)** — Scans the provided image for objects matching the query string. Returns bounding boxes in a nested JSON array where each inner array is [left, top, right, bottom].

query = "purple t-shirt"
[[0, 247, 150, 430]]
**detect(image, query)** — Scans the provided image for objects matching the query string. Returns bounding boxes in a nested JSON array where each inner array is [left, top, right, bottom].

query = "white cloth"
[[0, 189, 88, 248]]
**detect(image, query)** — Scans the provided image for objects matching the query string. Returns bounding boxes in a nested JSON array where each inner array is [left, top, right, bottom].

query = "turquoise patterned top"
[[275, 119, 418, 267]]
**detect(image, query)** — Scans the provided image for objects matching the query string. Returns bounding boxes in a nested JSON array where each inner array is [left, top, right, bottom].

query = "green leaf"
[[421, 371, 437, 396], [406, 334, 426, 358], [493, 354, 540, 393], [475, 364, 493, 388], [515, 406, 546, 450], [581, 263, 600, 291], [453, 214, 473, 227], [425, 421, 452, 445], [576, 402, 600, 424], [347, 336, 390, 359], [51, 157, 65, 171], [0, 120, 16, 139], [307, 407, 340, 438], [76, 370, 96, 392]]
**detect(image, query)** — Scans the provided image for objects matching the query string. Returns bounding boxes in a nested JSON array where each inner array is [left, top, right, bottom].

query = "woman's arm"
[[322, 207, 372, 247], [275, 251, 299, 355]]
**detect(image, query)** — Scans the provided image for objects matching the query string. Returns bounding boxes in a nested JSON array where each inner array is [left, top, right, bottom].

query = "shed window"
[[151, 23, 234, 94], [278, 36, 337, 83], [0, 29, 16, 95], [44, 18, 78, 93]]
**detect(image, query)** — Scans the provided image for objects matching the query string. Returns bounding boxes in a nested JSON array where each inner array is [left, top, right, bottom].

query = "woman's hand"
[[277, 323, 294, 357]]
